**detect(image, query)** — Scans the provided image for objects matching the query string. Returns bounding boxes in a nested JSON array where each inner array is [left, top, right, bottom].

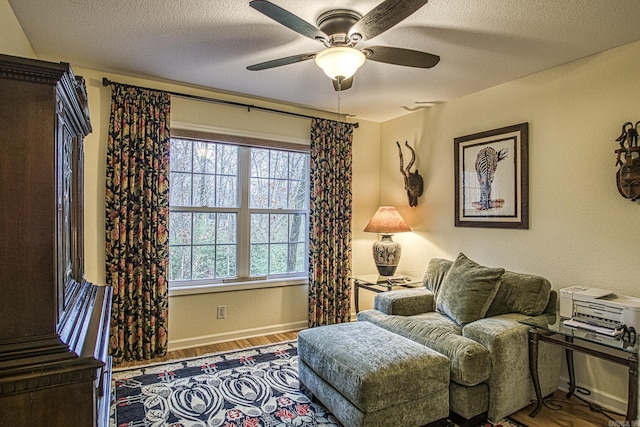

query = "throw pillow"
[[422, 258, 453, 299], [484, 271, 552, 317], [436, 253, 505, 325]]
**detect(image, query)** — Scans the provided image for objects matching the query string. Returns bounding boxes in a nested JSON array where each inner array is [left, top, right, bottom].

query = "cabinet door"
[[57, 112, 83, 316]]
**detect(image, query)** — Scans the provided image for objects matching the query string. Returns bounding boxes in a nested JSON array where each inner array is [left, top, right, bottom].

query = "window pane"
[[250, 244, 268, 275], [218, 144, 238, 176], [216, 245, 236, 277], [289, 213, 306, 243], [217, 213, 237, 244], [289, 152, 307, 181], [270, 151, 288, 179], [193, 174, 216, 207], [193, 141, 216, 174], [170, 212, 192, 245], [193, 246, 216, 279], [216, 175, 237, 207], [250, 177, 269, 208], [292, 243, 306, 272], [169, 246, 191, 280], [251, 148, 269, 178], [251, 214, 269, 243], [288, 180, 307, 209], [193, 213, 216, 244], [270, 214, 288, 243], [270, 244, 288, 274], [269, 179, 287, 209], [170, 172, 192, 206], [170, 139, 192, 172]]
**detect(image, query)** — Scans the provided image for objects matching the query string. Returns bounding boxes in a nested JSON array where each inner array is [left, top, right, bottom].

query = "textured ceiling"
[[8, 0, 640, 122]]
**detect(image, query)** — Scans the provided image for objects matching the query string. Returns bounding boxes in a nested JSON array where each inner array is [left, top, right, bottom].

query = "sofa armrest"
[[543, 289, 558, 314], [373, 288, 435, 316], [462, 313, 562, 421]]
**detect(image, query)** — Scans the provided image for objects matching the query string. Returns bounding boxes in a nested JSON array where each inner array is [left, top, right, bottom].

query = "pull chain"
[[336, 78, 342, 140]]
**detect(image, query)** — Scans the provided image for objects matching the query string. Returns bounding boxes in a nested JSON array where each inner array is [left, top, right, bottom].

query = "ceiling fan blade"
[[349, 0, 429, 41], [332, 76, 353, 91], [365, 46, 440, 68], [250, 0, 328, 42], [247, 53, 316, 71]]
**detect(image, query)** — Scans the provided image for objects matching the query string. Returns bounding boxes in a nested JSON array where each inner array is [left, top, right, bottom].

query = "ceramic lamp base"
[[372, 234, 401, 277]]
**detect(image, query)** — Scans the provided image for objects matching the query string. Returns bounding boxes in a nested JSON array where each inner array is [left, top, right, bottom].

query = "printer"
[[559, 286, 640, 336]]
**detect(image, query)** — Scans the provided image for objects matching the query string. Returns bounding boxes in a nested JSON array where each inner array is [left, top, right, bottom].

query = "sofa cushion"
[[422, 258, 453, 299], [436, 253, 505, 326], [485, 271, 552, 317], [374, 287, 435, 316], [357, 309, 491, 386]]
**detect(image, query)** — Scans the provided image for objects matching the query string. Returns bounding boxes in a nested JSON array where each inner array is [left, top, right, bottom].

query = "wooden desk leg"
[[528, 328, 544, 417], [354, 281, 360, 314], [627, 353, 638, 423], [565, 336, 576, 398]]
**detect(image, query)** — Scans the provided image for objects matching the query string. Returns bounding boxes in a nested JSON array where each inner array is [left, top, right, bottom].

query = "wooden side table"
[[351, 274, 422, 313]]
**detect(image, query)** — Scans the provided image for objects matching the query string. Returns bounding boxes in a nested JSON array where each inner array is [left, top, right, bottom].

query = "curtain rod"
[[101, 77, 358, 128]]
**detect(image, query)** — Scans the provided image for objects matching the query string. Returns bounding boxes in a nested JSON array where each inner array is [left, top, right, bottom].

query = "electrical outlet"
[[217, 305, 226, 319]]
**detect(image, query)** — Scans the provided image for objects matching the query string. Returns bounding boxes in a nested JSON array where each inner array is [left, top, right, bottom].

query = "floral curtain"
[[308, 118, 354, 327], [105, 83, 171, 364]]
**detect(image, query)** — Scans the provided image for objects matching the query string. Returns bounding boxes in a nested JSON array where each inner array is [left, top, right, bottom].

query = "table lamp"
[[363, 206, 411, 276]]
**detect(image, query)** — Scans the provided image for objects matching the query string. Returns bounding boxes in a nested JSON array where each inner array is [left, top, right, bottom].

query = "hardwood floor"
[[509, 390, 625, 427], [116, 331, 300, 369], [116, 331, 626, 427]]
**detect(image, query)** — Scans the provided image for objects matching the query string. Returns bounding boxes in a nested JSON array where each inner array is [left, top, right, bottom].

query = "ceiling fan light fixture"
[[314, 46, 366, 80]]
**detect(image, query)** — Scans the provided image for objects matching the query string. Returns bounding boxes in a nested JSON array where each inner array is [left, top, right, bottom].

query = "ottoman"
[[297, 321, 450, 427]]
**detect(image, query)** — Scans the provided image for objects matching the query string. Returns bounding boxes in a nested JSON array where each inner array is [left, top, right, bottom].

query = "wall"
[[0, 0, 34, 58], [376, 40, 640, 414]]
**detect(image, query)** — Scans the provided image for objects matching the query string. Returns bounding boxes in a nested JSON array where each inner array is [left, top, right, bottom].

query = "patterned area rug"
[[111, 341, 527, 427]]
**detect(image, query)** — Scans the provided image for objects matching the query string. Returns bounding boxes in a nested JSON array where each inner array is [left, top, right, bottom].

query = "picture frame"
[[454, 123, 529, 229]]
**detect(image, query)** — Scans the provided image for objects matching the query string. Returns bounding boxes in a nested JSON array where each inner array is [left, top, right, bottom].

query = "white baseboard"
[[557, 375, 628, 416], [167, 320, 308, 352]]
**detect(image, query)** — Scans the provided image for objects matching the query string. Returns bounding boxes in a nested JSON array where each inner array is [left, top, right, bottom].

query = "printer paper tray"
[[563, 319, 623, 337]]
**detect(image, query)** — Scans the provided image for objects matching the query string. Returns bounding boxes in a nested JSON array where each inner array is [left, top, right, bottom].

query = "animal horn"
[[396, 141, 407, 176], [404, 141, 416, 171]]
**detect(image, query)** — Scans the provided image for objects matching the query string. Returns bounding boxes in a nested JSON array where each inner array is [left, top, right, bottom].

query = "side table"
[[520, 313, 638, 424], [350, 274, 422, 313]]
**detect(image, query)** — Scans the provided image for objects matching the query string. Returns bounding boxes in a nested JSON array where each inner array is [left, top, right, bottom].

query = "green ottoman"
[[297, 321, 450, 427]]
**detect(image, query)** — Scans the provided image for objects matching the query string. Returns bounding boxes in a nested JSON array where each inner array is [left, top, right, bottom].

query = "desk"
[[351, 274, 422, 313], [520, 314, 638, 423]]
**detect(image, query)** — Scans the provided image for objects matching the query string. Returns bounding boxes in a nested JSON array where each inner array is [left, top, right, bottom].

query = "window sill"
[[168, 276, 309, 297]]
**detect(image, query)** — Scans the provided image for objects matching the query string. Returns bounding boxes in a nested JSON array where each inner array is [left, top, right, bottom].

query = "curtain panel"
[[308, 119, 354, 327], [105, 83, 171, 363]]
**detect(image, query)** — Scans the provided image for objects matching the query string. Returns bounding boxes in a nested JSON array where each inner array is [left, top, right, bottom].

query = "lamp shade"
[[363, 206, 411, 277], [363, 206, 411, 234], [314, 46, 366, 80]]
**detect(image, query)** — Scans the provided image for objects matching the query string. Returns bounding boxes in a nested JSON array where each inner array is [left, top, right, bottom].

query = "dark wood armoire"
[[0, 54, 112, 426]]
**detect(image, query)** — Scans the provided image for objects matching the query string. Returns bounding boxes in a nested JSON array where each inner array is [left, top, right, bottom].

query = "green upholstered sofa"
[[356, 254, 563, 425]]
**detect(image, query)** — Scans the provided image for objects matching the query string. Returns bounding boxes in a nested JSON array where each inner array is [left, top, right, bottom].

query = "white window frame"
[[168, 128, 310, 296]]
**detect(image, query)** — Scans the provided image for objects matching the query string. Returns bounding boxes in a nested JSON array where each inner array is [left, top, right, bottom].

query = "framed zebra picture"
[[454, 122, 529, 229]]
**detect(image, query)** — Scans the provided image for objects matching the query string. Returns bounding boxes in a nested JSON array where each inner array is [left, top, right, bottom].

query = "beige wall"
[[376, 40, 640, 414], [0, 0, 34, 58]]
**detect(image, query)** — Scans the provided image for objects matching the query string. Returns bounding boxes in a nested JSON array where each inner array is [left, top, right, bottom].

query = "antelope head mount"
[[396, 141, 424, 207]]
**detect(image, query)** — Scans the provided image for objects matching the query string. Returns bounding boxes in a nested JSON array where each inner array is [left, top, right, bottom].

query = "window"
[[168, 136, 309, 289]]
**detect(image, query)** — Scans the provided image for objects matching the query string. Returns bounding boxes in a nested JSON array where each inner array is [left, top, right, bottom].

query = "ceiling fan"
[[246, 0, 440, 91]]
